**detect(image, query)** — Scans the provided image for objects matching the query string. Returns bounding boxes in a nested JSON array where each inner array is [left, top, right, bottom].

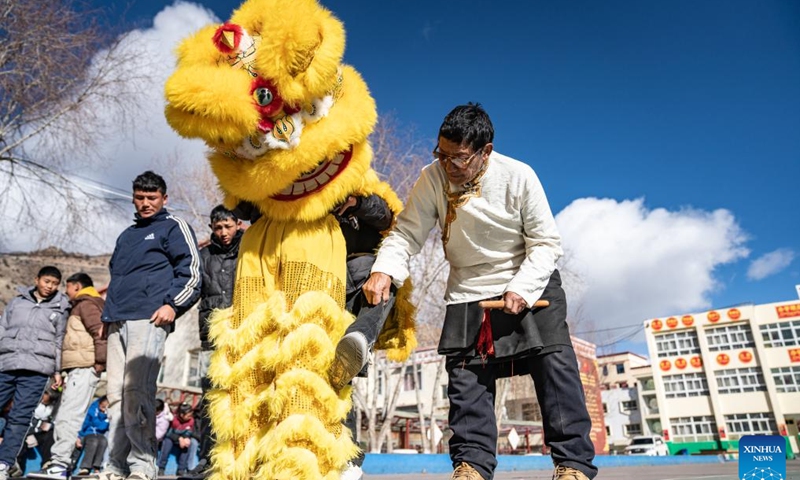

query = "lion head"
[[164, 0, 378, 221]]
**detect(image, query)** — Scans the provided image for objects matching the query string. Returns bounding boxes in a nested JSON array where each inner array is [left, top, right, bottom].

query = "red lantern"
[[690, 356, 702, 368], [717, 353, 730, 366], [681, 315, 694, 327], [660, 360, 672, 371], [707, 311, 720, 323], [651, 319, 663, 330], [675, 358, 687, 369], [727, 308, 741, 320], [738, 351, 753, 363], [666, 317, 678, 328]]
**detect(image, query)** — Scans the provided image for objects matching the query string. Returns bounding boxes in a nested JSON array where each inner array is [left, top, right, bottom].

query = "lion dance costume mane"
[[163, 1, 416, 478]]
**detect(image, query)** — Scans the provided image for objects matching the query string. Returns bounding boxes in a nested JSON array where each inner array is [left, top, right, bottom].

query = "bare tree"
[[0, 0, 149, 219]]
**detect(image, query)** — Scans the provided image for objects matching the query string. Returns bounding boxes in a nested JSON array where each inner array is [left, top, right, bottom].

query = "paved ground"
[[365, 459, 800, 479]]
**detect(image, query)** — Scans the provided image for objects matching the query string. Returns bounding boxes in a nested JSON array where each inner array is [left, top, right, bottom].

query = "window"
[[640, 377, 655, 391], [440, 384, 448, 400], [705, 324, 755, 351], [760, 319, 800, 348], [725, 413, 777, 438], [184, 349, 208, 388], [602, 365, 608, 376], [157, 359, 166, 385], [605, 426, 611, 436], [772, 366, 800, 393], [715, 367, 766, 394], [670, 416, 717, 442], [655, 331, 700, 358], [620, 400, 638, 412], [602, 403, 608, 414], [663, 372, 709, 398], [624, 423, 642, 436], [403, 366, 422, 391], [521, 402, 542, 421], [616, 363, 625, 374], [377, 376, 383, 396]]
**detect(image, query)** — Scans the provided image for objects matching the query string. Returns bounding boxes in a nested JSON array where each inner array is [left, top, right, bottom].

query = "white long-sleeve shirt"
[[372, 151, 563, 306]]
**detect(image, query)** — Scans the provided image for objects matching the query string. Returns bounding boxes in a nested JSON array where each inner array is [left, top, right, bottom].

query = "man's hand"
[[362, 272, 392, 306], [150, 305, 177, 326], [51, 373, 63, 390], [76, 438, 82, 449], [503, 291, 528, 315], [335, 196, 358, 216]]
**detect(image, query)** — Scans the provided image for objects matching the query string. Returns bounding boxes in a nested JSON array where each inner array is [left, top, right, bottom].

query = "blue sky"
[[73, 0, 799, 353]]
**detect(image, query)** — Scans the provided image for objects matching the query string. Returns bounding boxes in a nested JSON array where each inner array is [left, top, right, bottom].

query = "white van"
[[624, 435, 670, 456]]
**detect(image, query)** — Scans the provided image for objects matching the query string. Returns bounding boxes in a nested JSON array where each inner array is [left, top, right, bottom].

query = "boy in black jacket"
[[186, 205, 242, 478]]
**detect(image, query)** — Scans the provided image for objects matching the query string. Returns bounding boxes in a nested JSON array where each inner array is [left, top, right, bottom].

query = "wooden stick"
[[478, 299, 550, 310]]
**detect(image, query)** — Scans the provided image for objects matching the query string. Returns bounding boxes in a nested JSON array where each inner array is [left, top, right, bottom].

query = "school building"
[[633, 299, 800, 456]]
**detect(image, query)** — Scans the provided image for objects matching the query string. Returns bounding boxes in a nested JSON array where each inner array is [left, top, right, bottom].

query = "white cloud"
[[83, 1, 217, 189], [747, 248, 795, 280], [555, 198, 749, 346]]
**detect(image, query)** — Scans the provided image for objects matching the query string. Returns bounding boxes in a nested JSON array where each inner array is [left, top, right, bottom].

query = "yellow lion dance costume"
[[163, 1, 415, 478]]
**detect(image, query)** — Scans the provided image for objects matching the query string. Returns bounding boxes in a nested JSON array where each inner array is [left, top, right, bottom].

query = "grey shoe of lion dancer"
[[329, 332, 368, 391]]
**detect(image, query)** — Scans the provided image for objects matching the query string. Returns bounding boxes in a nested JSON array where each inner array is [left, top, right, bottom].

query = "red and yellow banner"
[[777, 304, 800, 319]]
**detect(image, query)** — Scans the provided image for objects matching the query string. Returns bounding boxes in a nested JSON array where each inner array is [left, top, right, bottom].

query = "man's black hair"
[[37, 265, 62, 281], [438, 102, 495, 152], [210, 204, 238, 224], [132, 171, 167, 195], [66, 272, 94, 288]]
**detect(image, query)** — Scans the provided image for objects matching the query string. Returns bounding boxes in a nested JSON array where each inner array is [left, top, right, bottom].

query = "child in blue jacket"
[[72, 397, 109, 475]]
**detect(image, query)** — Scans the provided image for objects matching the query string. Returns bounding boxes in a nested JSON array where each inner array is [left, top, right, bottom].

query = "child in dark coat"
[[156, 404, 199, 476]]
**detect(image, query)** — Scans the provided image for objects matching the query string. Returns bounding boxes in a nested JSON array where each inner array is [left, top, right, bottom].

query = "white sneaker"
[[329, 332, 368, 390], [339, 462, 363, 480], [0, 463, 9, 480]]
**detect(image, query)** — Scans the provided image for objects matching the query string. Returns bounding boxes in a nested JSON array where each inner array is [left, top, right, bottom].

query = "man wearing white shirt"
[[363, 104, 596, 480]]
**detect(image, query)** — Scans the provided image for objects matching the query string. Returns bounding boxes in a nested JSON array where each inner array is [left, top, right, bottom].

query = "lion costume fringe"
[[163, 1, 416, 478]]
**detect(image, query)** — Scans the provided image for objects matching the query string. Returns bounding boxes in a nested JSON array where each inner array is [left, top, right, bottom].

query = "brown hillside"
[[0, 248, 111, 310]]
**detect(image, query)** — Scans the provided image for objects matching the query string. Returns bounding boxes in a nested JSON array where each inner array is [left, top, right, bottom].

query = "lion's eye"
[[254, 87, 274, 106]]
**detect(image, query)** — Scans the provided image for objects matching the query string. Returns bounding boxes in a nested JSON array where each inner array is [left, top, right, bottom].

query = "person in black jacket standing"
[[99, 171, 201, 480], [185, 205, 242, 479]]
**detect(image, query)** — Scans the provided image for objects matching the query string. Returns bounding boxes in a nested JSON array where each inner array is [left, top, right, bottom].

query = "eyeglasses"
[[432, 145, 483, 168]]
